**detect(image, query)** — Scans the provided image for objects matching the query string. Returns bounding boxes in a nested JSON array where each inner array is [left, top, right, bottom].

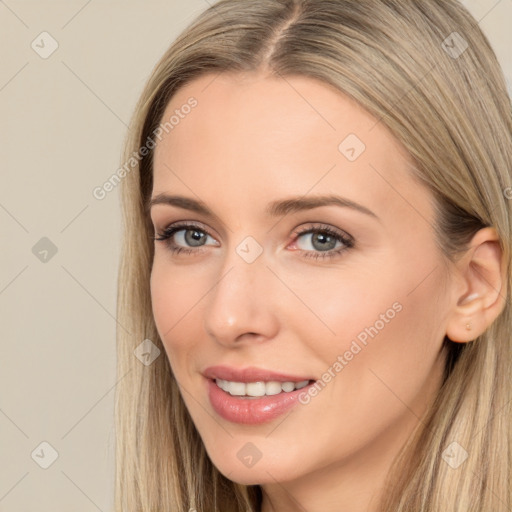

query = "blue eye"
[[153, 222, 218, 255], [297, 231, 342, 251], [170, 227, 212, 247], [292, 224, 354, 260]]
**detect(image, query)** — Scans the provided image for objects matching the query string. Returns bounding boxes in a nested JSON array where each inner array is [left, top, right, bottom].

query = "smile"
[[215, 378, 310, 398]]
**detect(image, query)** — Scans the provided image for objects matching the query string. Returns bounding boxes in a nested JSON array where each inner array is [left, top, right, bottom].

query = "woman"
[[115, 1, 512, 510]]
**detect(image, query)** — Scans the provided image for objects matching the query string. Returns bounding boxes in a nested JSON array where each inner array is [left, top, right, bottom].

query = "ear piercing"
[[466, 322, 472, 331]]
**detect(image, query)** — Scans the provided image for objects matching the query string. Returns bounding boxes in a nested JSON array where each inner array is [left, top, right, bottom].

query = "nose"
[[203, 247, 280, 347]]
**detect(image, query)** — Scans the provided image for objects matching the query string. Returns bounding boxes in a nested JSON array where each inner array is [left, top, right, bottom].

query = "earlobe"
[[446, 294, 484, 343], [445, 227, 507, 344]]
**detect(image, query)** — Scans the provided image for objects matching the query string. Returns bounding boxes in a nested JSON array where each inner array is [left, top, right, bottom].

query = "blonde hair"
[[114, 1, 512, 510]]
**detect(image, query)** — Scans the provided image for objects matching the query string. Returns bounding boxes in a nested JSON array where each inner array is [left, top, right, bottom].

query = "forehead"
[[155, 71, 402, 159], [152, 71, 431, 225]]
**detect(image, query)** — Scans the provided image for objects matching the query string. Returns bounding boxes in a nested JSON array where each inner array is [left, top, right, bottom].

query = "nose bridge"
[[203, 239, 278, 344]]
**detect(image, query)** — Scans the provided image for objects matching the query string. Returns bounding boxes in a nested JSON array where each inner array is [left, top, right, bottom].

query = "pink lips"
[[203, 365, 316, 425], [203, 365, 315, 383]]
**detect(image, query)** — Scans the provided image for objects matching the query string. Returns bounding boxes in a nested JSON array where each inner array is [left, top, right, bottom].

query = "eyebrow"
[[148, 193, 379, 220]]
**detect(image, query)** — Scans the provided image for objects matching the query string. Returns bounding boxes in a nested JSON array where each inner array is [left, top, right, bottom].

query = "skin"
[[149, 71, 506, 512]]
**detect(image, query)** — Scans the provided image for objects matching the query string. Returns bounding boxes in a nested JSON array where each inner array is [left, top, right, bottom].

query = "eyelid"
[[154, 220, 218, 241], [291, 223, 354, 244]]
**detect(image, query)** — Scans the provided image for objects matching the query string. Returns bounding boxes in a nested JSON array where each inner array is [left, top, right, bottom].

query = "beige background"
[[1, 1, 510, 510]]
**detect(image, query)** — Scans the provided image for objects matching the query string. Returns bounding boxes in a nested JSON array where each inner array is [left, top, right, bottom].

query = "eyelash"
[[152, 221, 354, 261]]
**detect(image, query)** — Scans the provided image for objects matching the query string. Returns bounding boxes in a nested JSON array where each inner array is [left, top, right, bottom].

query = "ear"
[[445, 227, 507, 343]]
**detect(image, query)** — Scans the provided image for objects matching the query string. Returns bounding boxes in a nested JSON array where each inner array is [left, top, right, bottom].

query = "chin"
[[216, 465, 284, 486], [206, 447, 302, 485]]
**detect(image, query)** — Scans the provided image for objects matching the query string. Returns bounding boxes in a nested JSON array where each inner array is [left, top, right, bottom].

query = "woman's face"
[[149, 72, 454, 489]]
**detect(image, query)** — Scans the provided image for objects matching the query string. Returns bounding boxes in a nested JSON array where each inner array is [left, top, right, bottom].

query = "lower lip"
[[206, 378, 313, 425]]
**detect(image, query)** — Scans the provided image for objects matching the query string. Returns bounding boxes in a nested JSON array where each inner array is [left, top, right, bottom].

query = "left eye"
[[295, 230, 343, 252]]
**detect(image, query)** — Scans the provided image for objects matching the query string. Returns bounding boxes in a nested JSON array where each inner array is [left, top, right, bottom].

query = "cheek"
[[278, 260, 400, 355], [288, 256, 447, 413], [149, 257, 208, 356], [328, 274, 447, 428], [364, 276, 448, 396]]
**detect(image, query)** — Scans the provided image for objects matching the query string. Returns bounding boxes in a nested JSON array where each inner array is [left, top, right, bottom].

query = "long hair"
[[114, 1, 512, 510]]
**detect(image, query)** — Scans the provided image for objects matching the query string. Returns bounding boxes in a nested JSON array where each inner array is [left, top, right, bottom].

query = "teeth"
[[246, 381, 266, 396], [281, 382, 295, 392], [265, 381, 282, 396], [215, 379, 310, 397]]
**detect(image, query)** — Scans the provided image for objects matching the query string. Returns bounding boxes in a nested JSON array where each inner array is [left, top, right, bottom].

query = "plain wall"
[[1, 1, 510, 510]]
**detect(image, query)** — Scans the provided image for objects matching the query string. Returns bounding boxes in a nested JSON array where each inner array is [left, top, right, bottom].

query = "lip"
[[203, 365, 317, 425], [203, 365, 315, 383]]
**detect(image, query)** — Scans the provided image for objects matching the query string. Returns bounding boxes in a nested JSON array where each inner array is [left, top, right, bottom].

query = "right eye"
[[153, 222, 220, 255]]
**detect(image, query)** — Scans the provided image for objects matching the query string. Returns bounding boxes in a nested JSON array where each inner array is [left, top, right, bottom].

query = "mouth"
[[203, 367, 318, 424]]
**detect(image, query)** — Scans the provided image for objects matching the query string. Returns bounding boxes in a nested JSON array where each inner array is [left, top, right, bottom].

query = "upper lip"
[[203, 365, 315, 383]]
